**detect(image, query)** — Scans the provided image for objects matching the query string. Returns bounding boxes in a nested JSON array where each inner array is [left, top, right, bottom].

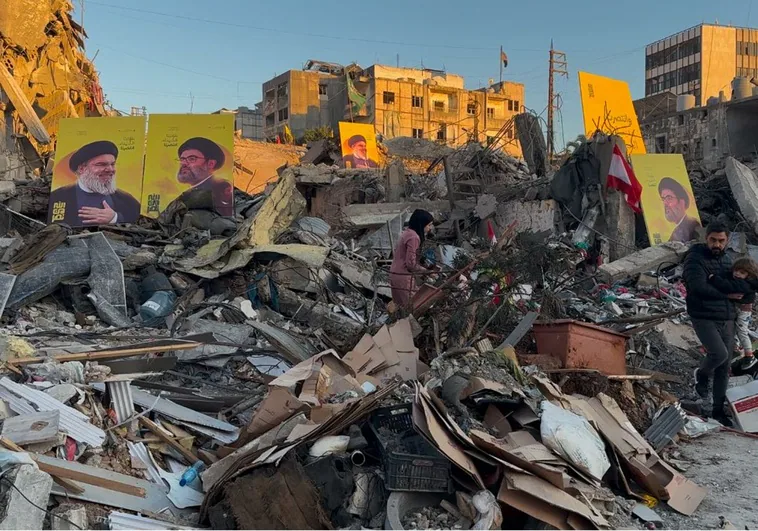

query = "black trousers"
[[691, 318, 735, 411]]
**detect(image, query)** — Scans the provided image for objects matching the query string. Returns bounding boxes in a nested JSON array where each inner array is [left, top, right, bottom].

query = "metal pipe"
[[350, 450, 366, 467]]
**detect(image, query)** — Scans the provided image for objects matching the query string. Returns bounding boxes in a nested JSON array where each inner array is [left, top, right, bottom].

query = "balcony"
[[429, 107, 458, 122]]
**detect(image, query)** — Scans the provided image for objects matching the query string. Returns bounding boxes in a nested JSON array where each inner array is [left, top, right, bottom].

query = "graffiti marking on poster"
[[578, 72, 646, 155], [630, 153, 702, 245], [142, 114, 234, 217], [48, 116, 146, 226], [338, 122, 380, 169]]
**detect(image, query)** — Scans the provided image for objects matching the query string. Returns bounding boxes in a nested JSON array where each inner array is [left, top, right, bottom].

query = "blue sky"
[[81, 0, 755, 149]]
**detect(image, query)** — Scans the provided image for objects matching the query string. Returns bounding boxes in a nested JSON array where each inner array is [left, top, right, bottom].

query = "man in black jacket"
[[682, 221, 741, 426]]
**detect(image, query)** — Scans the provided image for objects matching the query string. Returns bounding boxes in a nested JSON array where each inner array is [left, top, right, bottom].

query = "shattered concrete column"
[[0, 464, 53, 530], [598, 242, 690, 283], [602, 189, 636, 262], [385, 160, 405, 202]]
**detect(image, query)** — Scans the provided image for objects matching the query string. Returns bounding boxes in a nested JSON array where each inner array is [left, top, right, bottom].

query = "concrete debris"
[[0, 464, 52, 530]]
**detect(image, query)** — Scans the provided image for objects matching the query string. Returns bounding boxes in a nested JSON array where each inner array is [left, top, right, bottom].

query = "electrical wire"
[[0, 471, 83, 530]]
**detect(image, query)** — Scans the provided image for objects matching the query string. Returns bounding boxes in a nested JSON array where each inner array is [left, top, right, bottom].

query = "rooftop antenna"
[[396, 53, 399, 67]]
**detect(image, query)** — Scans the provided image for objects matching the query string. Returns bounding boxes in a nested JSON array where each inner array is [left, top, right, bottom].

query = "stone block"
[[51, 504, 88, 531], [0, 464, 53, 530]]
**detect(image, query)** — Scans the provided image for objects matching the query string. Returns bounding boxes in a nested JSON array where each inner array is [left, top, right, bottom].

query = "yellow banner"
[[48, 116, 146, 226], [338, 122, 380, 169], [578, 72, 646, 155], [142, 114, 234, 217], [630, 154, 701, 245]]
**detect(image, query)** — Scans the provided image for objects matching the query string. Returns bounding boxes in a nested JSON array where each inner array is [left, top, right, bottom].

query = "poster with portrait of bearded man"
[[48, 117, 146, 226]]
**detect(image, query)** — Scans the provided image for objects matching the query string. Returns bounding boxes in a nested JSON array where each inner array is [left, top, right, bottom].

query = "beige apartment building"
[[645, 23, 758, 106], [261, 61, 525, 157]]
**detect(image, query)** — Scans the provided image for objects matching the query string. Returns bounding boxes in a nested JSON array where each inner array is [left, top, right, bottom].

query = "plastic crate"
[[368, 403, 451, 493]]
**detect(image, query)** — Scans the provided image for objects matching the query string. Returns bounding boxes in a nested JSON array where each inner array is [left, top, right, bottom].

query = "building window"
[[276, 83, 287, 98], [433, 100, 445, 111], [655, 135, 667, 153], [436, 125, 446, 141], [513, 100, 520, 112], [412, 95, 423, 108], [486, 107, 495, 118], [506, 128, 514, 139], [383, 91, 395, 105], [278, 108, 288, 121], [265, 113, 275, 127], [507, 100, 513, 111], [318, 84, 328, 96], [412, 128, 423, 138], [467, 102, 477, 115], [712, 138, 717, 148], [678, 114, 685, 126]]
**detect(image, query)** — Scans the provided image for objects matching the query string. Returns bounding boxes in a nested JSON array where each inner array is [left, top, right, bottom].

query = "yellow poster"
[[631, 154, 702, 245], [578, 72, 646, 155], [338, 122, 380, 169], [48, 116, 146, 226], [142, 114, 234, 217]]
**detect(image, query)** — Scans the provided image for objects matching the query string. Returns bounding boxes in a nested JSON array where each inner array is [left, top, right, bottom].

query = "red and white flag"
[[606, 144, 642, 213]]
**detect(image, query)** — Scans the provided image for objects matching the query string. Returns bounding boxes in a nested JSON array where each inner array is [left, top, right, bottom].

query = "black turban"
[[69, 140, 118, 172]]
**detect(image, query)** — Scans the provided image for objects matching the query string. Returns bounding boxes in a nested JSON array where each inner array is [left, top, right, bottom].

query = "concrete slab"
[[598, 242, 690, 283], [51, 505, 88, 531], [0, 464, 53, 530], [726, 157, 758, 235]]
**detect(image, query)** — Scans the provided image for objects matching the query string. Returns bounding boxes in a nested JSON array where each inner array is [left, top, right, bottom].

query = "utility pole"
[[546, 40, 567, 161]]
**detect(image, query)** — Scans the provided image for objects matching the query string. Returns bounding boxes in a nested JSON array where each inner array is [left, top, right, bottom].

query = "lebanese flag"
[[607, 144, 642, 213]]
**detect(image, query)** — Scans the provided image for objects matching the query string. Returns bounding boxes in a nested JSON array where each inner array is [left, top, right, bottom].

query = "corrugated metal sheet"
[[0, 377, 105, 447], [126, 441, 162, 484], [107, 380, 134, 424], [294, 217, 331, 237], [108, 511, 197, 530], [179, 421, 239, 445], [0, 386, 36, 415], [129, 387, 236, 433]]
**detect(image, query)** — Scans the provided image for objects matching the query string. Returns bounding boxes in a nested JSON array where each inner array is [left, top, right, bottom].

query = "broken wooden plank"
[[0, 63, 51, 144], [10, 341, 201, 366], [33, 454, 147, 498], [139, 417, 206, 466], [1, 410, 59, 446]]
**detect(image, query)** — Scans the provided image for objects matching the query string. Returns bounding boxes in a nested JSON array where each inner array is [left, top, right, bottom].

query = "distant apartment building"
[[261, 60, 525, 157], [213, 105, 264, 140], [645, 23, 758, 106]]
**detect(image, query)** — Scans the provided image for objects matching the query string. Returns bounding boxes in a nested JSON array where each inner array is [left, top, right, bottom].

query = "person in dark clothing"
[[48, 140, 141, 226], [176, 137, 234, 217], [708, 257, 758, 372], [682, 221, 743, 426]]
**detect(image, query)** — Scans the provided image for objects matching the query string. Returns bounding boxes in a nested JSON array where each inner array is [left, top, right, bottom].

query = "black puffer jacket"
[[709, 274, 758, 305], [682, 243, 735, 321]]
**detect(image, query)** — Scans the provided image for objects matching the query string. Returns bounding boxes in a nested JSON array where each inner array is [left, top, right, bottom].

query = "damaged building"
[[634, 83, 758, 169], [262, 60, 525, 157]]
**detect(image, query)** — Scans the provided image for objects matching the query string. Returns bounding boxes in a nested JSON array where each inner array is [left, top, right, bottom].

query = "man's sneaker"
[[740, 356, 758, 372], [693, 368, 708, 399]]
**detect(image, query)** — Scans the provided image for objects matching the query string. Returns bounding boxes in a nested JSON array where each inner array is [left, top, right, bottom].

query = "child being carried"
[[708, 257, 758, 371]]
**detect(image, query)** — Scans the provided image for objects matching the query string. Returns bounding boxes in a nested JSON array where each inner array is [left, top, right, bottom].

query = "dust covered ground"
[[657, 431, 758, 529]]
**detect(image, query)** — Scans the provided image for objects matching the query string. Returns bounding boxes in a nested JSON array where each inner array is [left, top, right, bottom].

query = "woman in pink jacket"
[[390, 209, 434, 309]]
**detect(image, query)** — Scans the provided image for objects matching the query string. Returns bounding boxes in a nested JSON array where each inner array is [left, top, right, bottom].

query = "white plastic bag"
[[308, 435, 350, 458], [540, 400, 610, 481]]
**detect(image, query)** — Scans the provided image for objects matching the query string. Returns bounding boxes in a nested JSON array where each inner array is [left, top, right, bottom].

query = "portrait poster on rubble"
[[338, 122, 380, 169], [630, 154, 702, 245], [48, 116, 146, 227], [578, 72, 647, 155], [141, 114, 235, 217]]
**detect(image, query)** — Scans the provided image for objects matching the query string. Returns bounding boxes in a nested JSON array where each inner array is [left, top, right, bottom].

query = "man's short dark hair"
[[178, 137, 225, 168], [705, 221, 729, 236], [658, 177, 690, 208]]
